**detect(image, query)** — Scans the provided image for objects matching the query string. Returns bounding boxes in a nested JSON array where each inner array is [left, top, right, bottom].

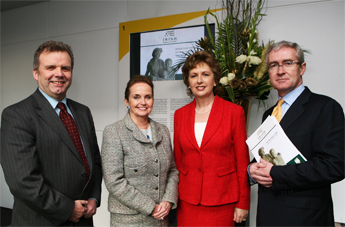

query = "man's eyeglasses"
[[268, 60, 301, 71]]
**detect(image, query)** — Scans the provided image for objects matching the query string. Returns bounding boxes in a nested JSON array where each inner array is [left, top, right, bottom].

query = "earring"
[[127, 106, 129, 109]]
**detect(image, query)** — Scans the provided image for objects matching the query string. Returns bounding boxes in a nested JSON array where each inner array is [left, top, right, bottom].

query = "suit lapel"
[[280, 87, 311, 131], [184, 99, 200, 151], [200, 95, 223, 149], [33, 90, 84, 163], [124, 113, 152, 144]]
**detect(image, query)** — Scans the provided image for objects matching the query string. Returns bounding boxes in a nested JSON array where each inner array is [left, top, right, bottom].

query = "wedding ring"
[[243, 219, 246, 221]]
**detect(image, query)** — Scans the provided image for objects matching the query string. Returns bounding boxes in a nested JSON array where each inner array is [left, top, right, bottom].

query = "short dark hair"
[[266, 40, 304, 63], [33, 40, 74, 71], [181, 51, 221, 97], [152, 48, 162, 57], [125, 75, 154, 100]]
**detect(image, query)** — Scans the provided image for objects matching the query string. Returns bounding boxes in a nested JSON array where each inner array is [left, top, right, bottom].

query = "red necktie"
[[58, 102, 89, 184]]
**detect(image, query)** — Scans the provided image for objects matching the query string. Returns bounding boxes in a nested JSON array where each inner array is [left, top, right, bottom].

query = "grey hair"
[[266, 40, 304, 64]]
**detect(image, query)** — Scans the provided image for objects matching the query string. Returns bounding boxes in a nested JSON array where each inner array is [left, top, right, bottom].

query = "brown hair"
[[33, 40, 74, 71], [181, 51, 221, 97], [125, 75, 154, 100]]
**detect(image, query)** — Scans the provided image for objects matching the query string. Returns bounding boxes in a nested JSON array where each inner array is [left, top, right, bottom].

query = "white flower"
[[227, 73, 235, 81], [220, 77, 229, 86], [248, 56, 262, 65], [236, 55, 247, 64], [249, 50, 257, 56]]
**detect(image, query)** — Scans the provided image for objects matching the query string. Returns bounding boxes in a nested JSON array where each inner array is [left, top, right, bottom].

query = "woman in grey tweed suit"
[[101, 75, 179, 226]]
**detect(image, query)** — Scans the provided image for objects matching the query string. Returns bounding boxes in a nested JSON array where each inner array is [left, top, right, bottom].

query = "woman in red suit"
[[174, 51, 250, 226]]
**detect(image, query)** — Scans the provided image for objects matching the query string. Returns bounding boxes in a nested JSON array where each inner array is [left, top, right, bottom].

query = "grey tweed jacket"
[[101, 113, 179, 216]]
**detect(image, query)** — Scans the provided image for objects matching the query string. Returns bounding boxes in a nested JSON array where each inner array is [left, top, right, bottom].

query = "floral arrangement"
[[200, 0, 272, 107]]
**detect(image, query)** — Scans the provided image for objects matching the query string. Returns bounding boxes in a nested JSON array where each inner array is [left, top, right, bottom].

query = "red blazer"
[[174, 95, 250, 209]]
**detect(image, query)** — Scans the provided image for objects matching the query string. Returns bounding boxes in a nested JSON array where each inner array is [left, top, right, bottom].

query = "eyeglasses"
[[268, 60, 301, 71]]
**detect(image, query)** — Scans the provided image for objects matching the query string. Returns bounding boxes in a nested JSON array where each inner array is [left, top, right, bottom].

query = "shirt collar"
[[38, 87, 67, 109], [279, 84, 305, 106]]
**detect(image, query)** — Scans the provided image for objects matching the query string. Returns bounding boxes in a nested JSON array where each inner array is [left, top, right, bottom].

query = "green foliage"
[[172, 0, 273, 108], [204, 0, 272, 105]]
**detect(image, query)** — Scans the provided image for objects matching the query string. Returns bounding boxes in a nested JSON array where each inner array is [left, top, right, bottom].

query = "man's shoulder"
[[2, 92, 37, 113], [308, 91, 340, 105], [66, 98, 91, 112], [265, 87, 342, 113], [298, 89, 343, 114]]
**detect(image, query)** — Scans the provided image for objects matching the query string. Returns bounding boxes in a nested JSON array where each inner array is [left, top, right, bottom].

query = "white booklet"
[[246, 115, 307, 165]]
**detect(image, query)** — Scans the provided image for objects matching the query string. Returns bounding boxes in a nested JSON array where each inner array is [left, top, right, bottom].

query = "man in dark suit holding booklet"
[[248, 40, 344, 226]]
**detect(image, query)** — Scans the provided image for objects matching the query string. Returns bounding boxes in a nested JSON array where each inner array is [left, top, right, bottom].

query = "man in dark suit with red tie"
[[0, 41, 102, 226], [248, 40, 344, 226]]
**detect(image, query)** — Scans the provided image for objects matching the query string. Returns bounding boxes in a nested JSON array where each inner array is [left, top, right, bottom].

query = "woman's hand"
[[151, 201, 172, 220], [233, 207, 248, 223]]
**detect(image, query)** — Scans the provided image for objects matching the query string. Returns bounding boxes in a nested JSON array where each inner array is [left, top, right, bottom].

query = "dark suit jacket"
[[174, 95, 250, 209], [0, 89, 102, 226], [256, 87, 344, 226]]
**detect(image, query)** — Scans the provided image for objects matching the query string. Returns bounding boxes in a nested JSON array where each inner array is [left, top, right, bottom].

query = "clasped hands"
[[249, 159, 273, 187], [68, 199, 97, 223], [151, 201, 171, 221]]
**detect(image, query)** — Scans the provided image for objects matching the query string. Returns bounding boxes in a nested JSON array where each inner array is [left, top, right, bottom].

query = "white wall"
[[1, 0, 344, 226]]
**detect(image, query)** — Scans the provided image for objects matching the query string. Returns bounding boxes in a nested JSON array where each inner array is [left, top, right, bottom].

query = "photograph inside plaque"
[[130, 24, 215, 81]]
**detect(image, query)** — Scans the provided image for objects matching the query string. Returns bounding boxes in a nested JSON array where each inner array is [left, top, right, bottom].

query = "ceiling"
[[1, 1, 47, 12]]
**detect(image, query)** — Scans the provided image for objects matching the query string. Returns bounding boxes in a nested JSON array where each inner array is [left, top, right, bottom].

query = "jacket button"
[[154, 159, 158, 163], [155, 187, 158, 190], [154, 174, 158, 177], [81, 173, 86, 178], [198, 168, 201, 172]]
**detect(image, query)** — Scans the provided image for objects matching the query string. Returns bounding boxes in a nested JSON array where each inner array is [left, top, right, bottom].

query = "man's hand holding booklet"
[[246, 116, 307, 165]]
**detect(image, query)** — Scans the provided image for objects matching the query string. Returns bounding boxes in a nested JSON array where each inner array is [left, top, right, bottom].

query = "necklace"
[[195, 108, 211, 114], [195, 100, 214, 114]]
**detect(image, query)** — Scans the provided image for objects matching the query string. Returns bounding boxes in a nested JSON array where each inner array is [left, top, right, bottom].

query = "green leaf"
[[257, 87, 271, 97], [225, 86, 235, 102], [237, 73, 246, 80]]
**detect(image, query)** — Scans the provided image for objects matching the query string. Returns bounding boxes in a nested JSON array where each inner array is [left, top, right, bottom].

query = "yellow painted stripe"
[[119, 8, 223, 61]]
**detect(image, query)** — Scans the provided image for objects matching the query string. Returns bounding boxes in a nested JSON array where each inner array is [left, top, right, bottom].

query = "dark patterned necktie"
[[58, 102, 89, 184]]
